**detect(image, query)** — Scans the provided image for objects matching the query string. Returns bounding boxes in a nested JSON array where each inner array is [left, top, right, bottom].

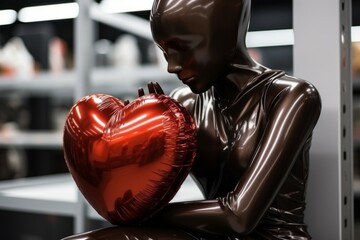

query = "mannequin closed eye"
[[166, 39, 190, 52], [157, 35, 205, 53]]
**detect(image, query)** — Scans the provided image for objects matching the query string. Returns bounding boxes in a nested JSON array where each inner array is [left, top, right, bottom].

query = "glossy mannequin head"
[[150, 0, 252, 93]]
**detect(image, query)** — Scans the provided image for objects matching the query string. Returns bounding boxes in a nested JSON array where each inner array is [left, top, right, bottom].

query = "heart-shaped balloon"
[[63, 93, 196, 224]]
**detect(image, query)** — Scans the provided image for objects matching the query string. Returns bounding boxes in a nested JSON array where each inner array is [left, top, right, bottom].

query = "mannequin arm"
[[149, 80, 321, 237]]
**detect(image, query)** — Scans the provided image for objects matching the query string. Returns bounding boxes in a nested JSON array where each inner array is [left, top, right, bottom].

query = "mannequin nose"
[[168, 64, 183, 73], [166, 54, 183, 73]]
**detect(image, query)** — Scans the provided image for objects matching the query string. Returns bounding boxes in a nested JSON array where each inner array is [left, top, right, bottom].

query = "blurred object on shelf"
[[0, 122, 27, 180], [14, 22, 55, 71], [49, 37, 68, 73], [0, 65, 15, 76], [353, 41, 360, 77], [112, 34, 140, 68], [354, 101, 360, 137], [53, 108, 69, 131], [95, 39, 112, 67], [0, 94, 29, 130], [354, 41, 360, 178], [0, 121, 20, 138], [0, 37, 35, 78]]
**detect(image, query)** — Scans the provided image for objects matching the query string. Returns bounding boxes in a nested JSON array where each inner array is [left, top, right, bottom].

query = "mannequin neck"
[[212, 49, 267, 110]]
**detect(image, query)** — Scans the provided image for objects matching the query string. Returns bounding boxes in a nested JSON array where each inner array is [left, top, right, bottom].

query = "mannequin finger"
[[138, 88, 145, 97], [154, 82, 165, 94], [148, 82, 156, 94]]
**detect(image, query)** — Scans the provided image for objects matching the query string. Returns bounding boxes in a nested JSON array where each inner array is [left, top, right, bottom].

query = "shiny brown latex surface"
[[63, 94, 196, 223], [63, 226, 201, 240], [64, 0, 321, 239]]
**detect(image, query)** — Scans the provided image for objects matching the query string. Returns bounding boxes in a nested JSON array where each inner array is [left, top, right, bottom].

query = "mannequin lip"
[[179, 76, 195, 84]]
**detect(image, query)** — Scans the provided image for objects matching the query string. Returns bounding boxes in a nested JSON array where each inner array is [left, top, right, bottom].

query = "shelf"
[[0, 71, 74, 96], [0, 173, 204, 221], [0, 131, 63, 148], [0, 174, 77, 216], [1, 172, 356, 223], [0, 65, 179, 96]]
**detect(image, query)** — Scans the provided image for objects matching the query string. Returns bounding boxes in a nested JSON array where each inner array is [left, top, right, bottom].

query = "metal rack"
[[0, 0, 179, 234], [0, 66, 177, 96]]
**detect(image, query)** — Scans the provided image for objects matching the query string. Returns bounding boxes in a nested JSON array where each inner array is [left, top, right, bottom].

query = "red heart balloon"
[[63, 94, 196, 224]]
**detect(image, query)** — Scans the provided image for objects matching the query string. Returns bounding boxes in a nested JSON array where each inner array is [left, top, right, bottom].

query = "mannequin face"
[[151, 0, 244, 93]]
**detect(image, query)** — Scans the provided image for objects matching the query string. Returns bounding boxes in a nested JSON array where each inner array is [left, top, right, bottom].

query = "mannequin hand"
[[123, 82, 165, 106], [138, 81, 165, 97]]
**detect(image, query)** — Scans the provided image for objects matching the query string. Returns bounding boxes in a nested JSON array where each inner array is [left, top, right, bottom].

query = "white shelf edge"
[[0, 174, 204, 222], [0, 197, 77, 217], [0, 173, 71, 189], [0, 65, 178, 94], [0, 131, 63, 148], [0, 174, 77, 216]]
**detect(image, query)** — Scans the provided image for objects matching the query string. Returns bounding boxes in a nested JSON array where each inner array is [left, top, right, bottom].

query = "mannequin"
[[64, 0, 321, 239]]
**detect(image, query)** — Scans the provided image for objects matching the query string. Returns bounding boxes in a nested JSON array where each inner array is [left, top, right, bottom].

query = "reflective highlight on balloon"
[[63, 94, 196, 224]]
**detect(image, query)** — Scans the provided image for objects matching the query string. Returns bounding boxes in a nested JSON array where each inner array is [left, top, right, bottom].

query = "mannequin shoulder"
[[266, 75, 321, 113], [169, 86, 197, 113]]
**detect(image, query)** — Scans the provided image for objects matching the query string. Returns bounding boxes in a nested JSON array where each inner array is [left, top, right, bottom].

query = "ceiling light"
[[91, 4, 152, 40], [246, 26, 360, 48], [246, 29, 294, 48], [0, 9, 17, 26], [18, 3, 79, 23], [100, 0, 153, 13]]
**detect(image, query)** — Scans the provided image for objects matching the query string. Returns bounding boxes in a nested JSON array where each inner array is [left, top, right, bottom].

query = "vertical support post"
[[293, 0, 353, 239], [75, 0, 94, 101], [74, 191, 89, 233], [74, 0, 95, 233], [340, 2, 354, 239]]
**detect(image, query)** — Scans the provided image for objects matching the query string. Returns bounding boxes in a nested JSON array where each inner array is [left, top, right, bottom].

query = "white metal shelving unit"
[[0, 66, 177, 96], [0, 0, 181, 234]]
